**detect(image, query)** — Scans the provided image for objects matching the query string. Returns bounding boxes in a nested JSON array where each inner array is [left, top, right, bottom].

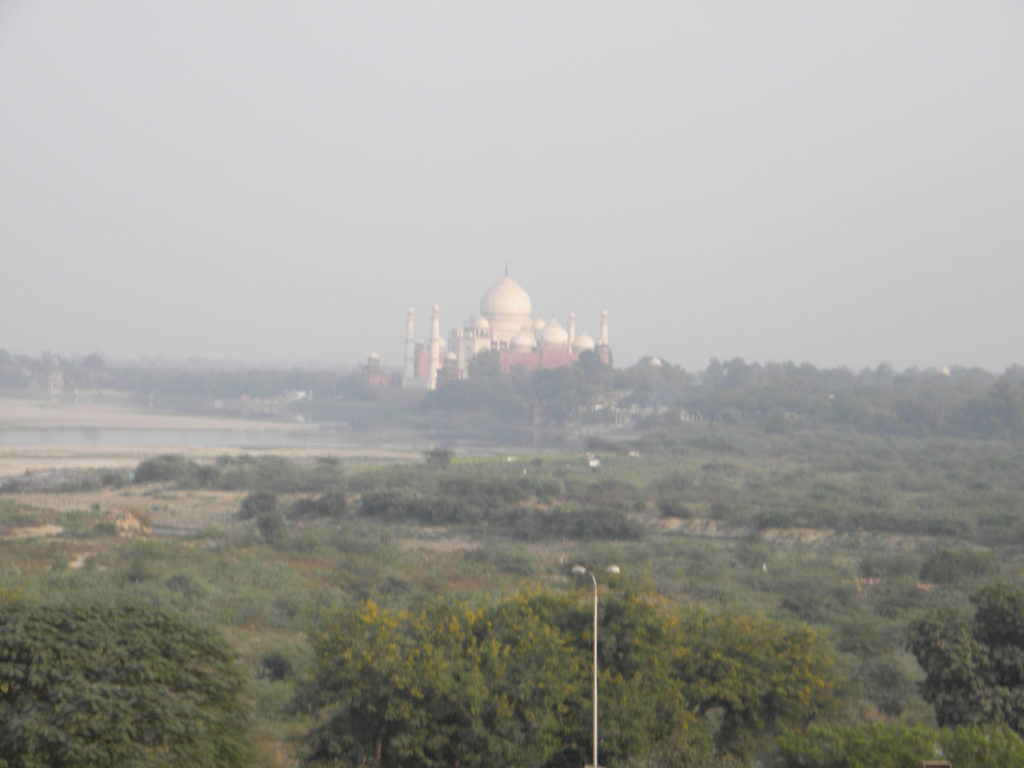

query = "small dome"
[[446, 352, 457, 362], [540, 318, 569, 347], [531, 317, 546, 333], [473, 315, 491, 334], [573, 332, 596, 353], [511, 330, 535, 351]]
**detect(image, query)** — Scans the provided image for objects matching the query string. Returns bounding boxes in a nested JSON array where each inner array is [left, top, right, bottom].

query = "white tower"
[[403, 307, 415, 383], [428, 304, 441, 390], [599, 310, 609, 346], [567, 312, 576, 351]]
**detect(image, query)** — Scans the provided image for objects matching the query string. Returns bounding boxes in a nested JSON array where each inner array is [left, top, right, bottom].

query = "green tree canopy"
[[674, 607, 839, 754], [0, 598, 250, 768], [301, 585, 838, 767], [301, 594, 580, 768], [908, 583, 1024, 732]]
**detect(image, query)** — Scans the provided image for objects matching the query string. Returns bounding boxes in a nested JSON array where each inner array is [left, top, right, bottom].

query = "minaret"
[[403, 307, 415, 383], [567, 312, 576, 351], [599, 309, 609, 346], [428, 304, 441, 391]]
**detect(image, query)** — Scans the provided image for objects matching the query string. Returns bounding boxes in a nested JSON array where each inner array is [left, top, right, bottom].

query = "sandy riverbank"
[[0, 397, 421, 475], [0, 396, 289, 431]]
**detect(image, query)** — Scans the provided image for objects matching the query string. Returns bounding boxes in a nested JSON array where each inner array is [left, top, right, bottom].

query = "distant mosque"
[[401, 271, 611, 390]]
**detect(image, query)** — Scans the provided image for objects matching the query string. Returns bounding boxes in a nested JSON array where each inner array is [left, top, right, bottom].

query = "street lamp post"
[[572, 564, 620, 768]]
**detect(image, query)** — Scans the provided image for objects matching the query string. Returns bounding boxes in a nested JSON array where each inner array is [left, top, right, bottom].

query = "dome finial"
[[505, 261, 508, 277]]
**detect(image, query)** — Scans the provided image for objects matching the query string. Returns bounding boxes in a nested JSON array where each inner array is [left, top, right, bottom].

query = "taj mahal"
[[401, 271, 610, 390]]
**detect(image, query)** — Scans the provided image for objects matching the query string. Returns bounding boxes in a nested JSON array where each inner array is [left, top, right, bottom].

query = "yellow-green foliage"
[[301, 585, 839, 767]]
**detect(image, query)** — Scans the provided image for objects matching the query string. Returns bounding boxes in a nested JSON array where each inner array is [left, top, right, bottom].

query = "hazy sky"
[[2, 2, 1022, 372]]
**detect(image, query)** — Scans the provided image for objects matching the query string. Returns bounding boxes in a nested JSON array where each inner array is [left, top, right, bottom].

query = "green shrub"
[[493, 506, 644, 541], [259, 649, 294, 682], [858, 552, 922, 579], [920, 548, 1000, 585], [165, 570, 211, 602], [238, 491, 278, 521], [424, 447, 453, 468], [774, 723, 938, 768], [940, 725, 1024, 768], [90, 520, 119, 537], [98, 468, 131, 488], [468, 542, 538, 576], [134, 454, 199, 484], [359, 490, 477, 525], [288, 490, 347, 519], [257, 510, 288, 546]]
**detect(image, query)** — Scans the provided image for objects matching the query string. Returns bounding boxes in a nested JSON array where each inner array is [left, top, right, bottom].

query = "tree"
[[908, 583, 1024, 732], [674, 608, 839, 755], [301, 586, 838, 767], [301, 594, 580, 768], [423, 447, 453, 469], [0, 599, 250, 768]]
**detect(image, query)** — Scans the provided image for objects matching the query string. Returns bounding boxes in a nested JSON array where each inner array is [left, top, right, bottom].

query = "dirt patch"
[[761, 526, 838, 545], [398, 536, 480, 553], [7, 486, 245, 532], [69, 551, 93, 569], [658, 517, 729, 537], [105, 508, 151, 536], [2, 523, 63, 540]]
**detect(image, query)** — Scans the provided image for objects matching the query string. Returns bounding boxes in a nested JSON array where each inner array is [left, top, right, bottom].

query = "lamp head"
[[605, 565, 621, 575], [571, 565, 587, 576]]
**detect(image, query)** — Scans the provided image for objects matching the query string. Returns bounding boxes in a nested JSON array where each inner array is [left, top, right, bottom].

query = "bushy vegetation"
[[132, 453, 347, 494], [4, 413, 1024, 766], [0, 598, 250, 767], [301, 587, 836, 767], [775, 723, 1024, 768]]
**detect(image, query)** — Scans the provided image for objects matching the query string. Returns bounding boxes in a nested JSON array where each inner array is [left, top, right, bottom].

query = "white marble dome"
[[573, 331, 596, 353], [480, 275, 532, 341], [511, 330, 535, 351], [540, 318, 569, 347]]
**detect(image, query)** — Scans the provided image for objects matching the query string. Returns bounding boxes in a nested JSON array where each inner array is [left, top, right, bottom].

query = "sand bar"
[[0, 396, 290, 431], [0, 397, 421, 475]]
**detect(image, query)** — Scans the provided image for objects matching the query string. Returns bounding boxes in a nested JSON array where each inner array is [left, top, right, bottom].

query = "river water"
[[0, 427, 356, 449], [0, 425, 557, 457]]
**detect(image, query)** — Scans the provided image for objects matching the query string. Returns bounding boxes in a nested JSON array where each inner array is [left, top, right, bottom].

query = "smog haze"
[[2, 2, 1022, 371]]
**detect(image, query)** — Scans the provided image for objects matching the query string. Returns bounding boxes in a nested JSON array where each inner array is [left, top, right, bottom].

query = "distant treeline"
[[5, 347, 1024, 439], [675, 358, 1024, 440], [430, 352, 1024, 439], [0, 349, 350, 399]]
